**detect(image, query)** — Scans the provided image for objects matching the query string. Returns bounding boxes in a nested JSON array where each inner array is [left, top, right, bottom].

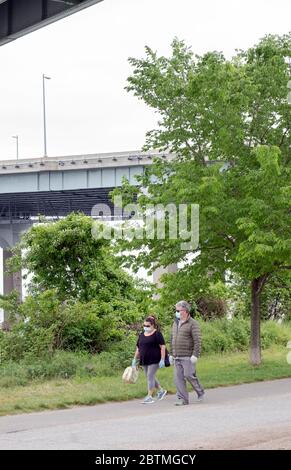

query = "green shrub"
[[24, 352, 84, 380], [0, 323, 55, 362], [107, 333, 139, 365], [0, 351, 93, 384], [0, 362, 29, 388], [0, 320, 290, 386], [227, 318, 250, 349], [199, 318, 290, 354], [75, 333, 140, 377], [200, 321, 235, 353], [161, 317, 290, 355], [261, 321, 290, 349], [0, 343, 139, 385], [215, 317, 250, 351], [0, 290, 144, 360]]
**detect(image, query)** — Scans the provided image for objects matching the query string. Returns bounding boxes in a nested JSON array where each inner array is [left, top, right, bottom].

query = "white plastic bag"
[[122, 366, 139, 384]]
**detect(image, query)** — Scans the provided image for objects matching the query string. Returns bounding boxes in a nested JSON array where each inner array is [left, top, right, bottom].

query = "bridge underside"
[[0, 187, 125, 221], [0, 0, 103, 46]]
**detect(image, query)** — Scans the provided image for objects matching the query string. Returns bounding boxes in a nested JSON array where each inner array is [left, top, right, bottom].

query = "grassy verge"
[[0, 346, 290, 416]]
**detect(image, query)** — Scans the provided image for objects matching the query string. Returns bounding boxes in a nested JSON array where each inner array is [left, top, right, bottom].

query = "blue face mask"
[[175, 311, 181, 320], [144, 327, 152, 333]]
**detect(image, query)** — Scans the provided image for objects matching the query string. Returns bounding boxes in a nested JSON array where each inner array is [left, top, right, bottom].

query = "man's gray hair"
[[176, 300, 191, 312]]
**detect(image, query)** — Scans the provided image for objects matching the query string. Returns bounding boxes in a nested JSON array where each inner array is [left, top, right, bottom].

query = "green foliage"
[[261, 321, 290, 349], [0, 363, 29, 388], [0, 352, 90, 387], [0, 336, 140, 386], [155, 268, 230, 321], [196, 297, 227, 320], [199, 318, 290, 354], [114, 34, 291, 363], [126, 34, 291, 163], [227, 273, 291, 321], [200, 321, 236, 353], [260, 272, 291, 320], [1, 321, 290, 390], [0, 321, 55, 362], [0, 290, 143, 360], [200, 318, 248, 354], [0, 291, 21, 323], [117, 34, 291, 281], [0, 213, 149, 361], [8, 213, 135, 303], [60, 298, 141, 352]]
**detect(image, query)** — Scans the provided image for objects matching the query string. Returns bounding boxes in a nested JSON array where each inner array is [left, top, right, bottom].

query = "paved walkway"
[[0, 378, 291, 449]]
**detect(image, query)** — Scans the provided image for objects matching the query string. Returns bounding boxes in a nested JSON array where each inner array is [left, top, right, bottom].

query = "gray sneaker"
[[174, 398, 188, 406], [142, 395, 155, 404], [195, 393, 205, 403], [157, 389, 167, 401]]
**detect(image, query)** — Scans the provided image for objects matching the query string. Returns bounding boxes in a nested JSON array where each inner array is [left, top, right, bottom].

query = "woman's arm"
[[132, 347, 140, 367], [160, 344, 166, 360]]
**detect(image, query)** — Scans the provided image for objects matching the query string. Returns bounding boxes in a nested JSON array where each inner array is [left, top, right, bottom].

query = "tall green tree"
[[114, 34, 291, 364], [127, 34, 290, 164]]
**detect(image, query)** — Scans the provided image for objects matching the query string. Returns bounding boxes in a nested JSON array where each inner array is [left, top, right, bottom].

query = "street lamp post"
[[42, 74, 51, 157], [12, 135, 19, 160]]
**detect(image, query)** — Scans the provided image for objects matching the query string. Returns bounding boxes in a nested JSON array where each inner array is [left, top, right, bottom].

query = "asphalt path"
[[0, 378, 291, 450]]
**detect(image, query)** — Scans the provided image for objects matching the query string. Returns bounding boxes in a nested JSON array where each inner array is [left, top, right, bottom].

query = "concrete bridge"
[[0, 151, 173, 321], [0, 150, 170, 220], [0, 0, 104, 46]]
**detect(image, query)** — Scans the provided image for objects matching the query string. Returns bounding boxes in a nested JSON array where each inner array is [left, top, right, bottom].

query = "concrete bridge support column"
[[3, 249, 22, 298], [153, 263, 178, 299], [0, 221, 32, 324], [0, 249, 22, 324]]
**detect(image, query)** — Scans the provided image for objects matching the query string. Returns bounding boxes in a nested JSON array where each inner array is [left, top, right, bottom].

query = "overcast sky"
[[0, 0, 290, 160]]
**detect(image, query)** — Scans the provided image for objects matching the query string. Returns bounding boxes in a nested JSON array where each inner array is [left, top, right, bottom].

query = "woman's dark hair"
[[145, 315, 160, 331]]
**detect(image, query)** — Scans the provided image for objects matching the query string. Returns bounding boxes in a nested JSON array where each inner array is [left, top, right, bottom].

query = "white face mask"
[[175, 311, 181, 320], [144, 326, 152, 333]]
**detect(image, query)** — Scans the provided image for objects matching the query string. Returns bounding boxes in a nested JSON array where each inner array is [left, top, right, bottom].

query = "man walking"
[[170, 300, 205, 405]]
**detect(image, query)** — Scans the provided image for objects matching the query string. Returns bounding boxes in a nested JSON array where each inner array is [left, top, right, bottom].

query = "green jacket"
[[170, 316, 202, 358]]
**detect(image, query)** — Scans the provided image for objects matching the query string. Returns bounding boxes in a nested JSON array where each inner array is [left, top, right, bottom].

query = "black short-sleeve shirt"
[[137, 331, 165, 366]]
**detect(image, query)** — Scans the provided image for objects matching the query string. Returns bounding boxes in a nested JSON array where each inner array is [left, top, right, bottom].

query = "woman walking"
[[132, 315, 168, 404]]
